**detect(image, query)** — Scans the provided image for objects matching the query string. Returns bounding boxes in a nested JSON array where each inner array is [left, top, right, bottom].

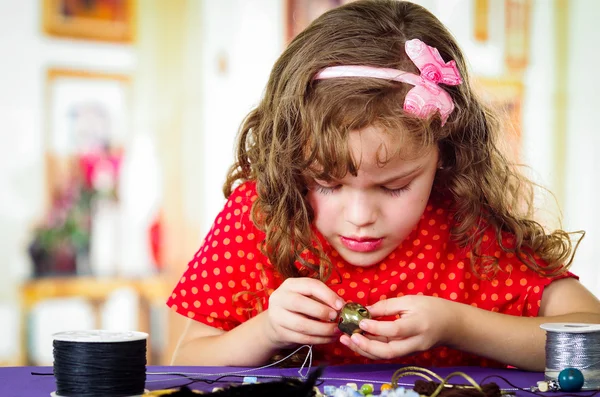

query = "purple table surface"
[[0, 364, 557, 396]]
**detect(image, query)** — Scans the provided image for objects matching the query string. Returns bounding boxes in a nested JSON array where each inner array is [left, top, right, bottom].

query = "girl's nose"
[[344, 190, 377, 227]]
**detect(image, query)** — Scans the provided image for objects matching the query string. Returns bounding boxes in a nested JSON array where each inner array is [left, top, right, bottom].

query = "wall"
[[0, 0, 136, 363], [198, 0, 284, 235], [563, 0, 600, 292], [0, 0, 136, 296]]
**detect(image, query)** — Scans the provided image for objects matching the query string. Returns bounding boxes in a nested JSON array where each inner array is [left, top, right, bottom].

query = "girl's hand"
[[339, 295, 460, 360], [264, 278, 345, 348]]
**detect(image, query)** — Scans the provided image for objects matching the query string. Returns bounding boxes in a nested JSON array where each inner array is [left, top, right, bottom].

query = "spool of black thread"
[[52, 330, 148, 397]]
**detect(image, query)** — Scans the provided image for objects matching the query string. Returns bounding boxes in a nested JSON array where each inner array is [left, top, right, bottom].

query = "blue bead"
[[558, 368, 584, 392]]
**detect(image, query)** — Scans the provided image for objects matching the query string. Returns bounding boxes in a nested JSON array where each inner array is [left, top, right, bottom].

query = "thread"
[[52, 330, 148, 397], [147, 344, 315, 385], [541, 323, 600, 390]]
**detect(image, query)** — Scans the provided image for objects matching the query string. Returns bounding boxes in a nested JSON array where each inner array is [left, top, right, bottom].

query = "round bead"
[[536, 381, 549, 392], [360, 383, 374, 395], [380, 383, 393, 391], [338, 302, 371, 335], [558, 368, 584, 392]]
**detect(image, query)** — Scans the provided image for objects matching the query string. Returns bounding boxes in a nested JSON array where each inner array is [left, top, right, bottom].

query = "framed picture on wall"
[[29, 69, 132, 278], [42, 0, 135, 42], [476, 77, 524, 159], [44, 68, 131, 201], [286, 0, 356, 43]]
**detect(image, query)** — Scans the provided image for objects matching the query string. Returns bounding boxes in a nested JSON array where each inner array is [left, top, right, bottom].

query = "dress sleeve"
[[521, 268, 578, 317], [166, 182, 273, 331], [474, 229, 579, 318]]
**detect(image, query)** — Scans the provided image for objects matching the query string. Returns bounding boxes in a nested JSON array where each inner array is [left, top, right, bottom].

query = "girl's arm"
[[171, 278, 343, 366], [448, 278, 600, 371], [343, 278, 600, 371], [171, 312, 280, 366]]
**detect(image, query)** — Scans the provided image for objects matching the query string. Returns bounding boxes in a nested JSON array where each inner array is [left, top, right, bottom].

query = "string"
[[53, 338, 146, 397], [147, 344, 315, 382], [392, 367, 489, 397], [150, 365, 325, 396], [545, 330, 600, 390]]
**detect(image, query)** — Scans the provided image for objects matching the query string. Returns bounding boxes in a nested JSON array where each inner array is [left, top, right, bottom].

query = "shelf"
[[19, 276, 171, 365], [21, 276, 169, 309]]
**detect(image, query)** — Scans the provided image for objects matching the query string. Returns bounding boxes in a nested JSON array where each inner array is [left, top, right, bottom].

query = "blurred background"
[[0, 0, 598, 366]]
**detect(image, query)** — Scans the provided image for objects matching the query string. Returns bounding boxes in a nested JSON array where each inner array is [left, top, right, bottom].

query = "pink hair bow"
[[314, 39, 463, 126]]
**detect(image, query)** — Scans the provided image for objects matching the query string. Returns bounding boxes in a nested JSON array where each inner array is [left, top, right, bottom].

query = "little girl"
[[167, 0, 600, 370]]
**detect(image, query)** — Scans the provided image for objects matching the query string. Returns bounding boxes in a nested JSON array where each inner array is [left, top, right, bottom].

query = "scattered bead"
[[321, 384, 420, 397], [536, 381, 549, 392], [381, 387, 420, 397], [547, 379, 560, 392], [360, 383, 374, 395], [346, 382, 358, 390], [333, 386, 363, 396], [380, 383, 393, 391], [558, 368, 585, 392], [242, 376, 258, 384]]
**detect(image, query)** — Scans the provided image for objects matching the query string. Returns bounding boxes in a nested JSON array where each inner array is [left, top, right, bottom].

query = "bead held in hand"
[[338, 302, 371, 335]]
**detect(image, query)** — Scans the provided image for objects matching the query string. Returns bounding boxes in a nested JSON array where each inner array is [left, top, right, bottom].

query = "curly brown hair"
[[223, 0, 581, 280]]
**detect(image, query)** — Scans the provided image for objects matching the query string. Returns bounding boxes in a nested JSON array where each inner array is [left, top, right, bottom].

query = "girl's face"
[[307, 125, 439, 267]]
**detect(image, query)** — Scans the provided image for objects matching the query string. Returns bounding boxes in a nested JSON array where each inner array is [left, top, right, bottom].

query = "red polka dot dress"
[[167, 181, 576, 367]]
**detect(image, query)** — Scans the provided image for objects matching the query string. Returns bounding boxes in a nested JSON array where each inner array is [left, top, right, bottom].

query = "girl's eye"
[[382, 184, 411, 197], [314, 181, 341, 195], [312, 180, 411, 196]]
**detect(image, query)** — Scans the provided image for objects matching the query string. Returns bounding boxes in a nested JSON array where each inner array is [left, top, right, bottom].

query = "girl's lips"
[[340, 236, 383, 252]]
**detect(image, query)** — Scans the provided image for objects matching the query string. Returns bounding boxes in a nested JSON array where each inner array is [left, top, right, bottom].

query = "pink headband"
[[313, 39, 463, 126]]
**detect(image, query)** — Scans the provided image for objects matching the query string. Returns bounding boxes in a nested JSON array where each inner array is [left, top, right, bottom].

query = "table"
[[0, 365, 551, 396]]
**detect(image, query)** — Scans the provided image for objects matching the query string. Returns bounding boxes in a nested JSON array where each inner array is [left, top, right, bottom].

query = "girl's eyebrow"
[[314, 164, 424, 183], [378, 164, 424, 184]]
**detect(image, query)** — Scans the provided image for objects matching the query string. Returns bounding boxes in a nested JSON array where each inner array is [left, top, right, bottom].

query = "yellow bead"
[[381, 383, 393, 391]]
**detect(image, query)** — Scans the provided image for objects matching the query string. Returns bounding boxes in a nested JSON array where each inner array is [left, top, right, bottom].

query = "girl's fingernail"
[[336, 300, 344, 310], [329, 311, 338, 321], [359, 320, 368, 329]]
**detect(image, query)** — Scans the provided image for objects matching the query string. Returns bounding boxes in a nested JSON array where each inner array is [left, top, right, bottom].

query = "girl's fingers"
[[349, 333, 422, 360], [280, 327, 338, 345], [283, 278, 345, 312], [366, 297, 406, 317], [274, 309, 340, 337], [339, 334, 379, 360], [279, 293, 340, 322], [358, 317, 420, 338]]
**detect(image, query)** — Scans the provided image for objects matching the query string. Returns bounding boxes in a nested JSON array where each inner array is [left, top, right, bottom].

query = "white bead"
[[537, 381, 549, 392]]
